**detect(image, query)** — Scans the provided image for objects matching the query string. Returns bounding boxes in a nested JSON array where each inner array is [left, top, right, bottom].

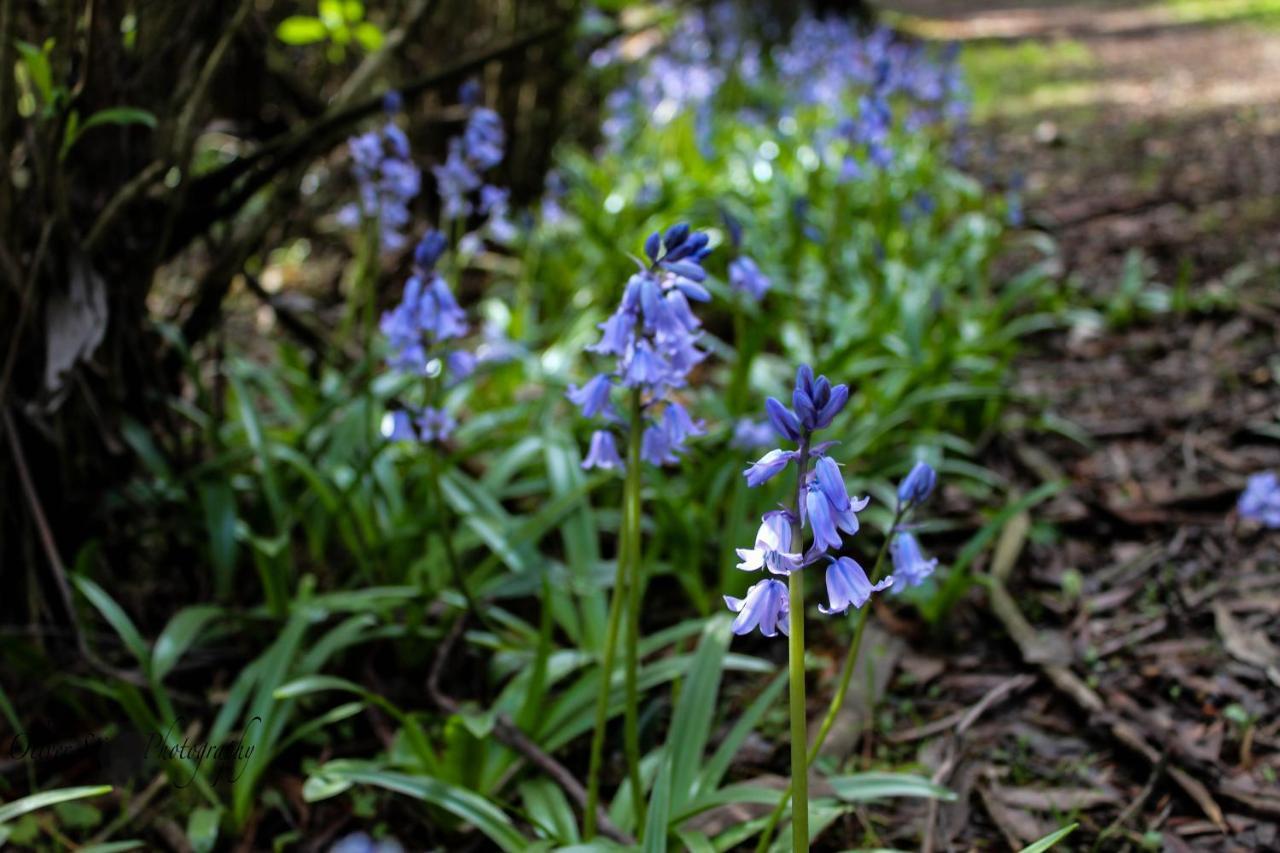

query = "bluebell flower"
[[725, 578, 790, 637], [744, 448, 797, 487], [567, 373, 613, 419], [338, 117, 421, 252], [791, 365, 850, 431], [458, 78, 482, 106], [661, 400, 704, 445], [463, 108, 505, 171], [380, 410, 417, 442], [818, 556, 892, 615], [735, 511, 801, 575], [621, 341, 665, 388], [898, 460, 937, 508], [446, 349, 477, 382], [583, 429, 624, 471], [416, 407, 456, 443], [728, 256, 770, 301], [640, 423, 680, 466], [379, 268, 468, 375], [765, 397, 801, 442], [804, 480, 845, 552], [1239, 472, 1280, 528], [414, 229, 448, 270], [814, 455, 850, 511], [732, 418, 776, 450], [889, 531, 938, 589], [433, 140, 481, 220], [574, 224, 711, 468], [587, 311, 635, 357]]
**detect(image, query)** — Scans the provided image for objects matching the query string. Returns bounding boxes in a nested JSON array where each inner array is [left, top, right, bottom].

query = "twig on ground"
[[427, 614, 635, 846], [984, 511, 1228, 832]]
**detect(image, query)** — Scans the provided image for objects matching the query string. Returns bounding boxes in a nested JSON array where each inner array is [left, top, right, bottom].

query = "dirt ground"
[[822, 2, 1280, 849]]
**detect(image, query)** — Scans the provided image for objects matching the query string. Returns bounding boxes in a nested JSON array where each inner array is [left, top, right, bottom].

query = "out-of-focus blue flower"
[[890, 531, 938, 589], [818, 556, 892, 615], [640, 422, 679, 466], [338, 114, 421, 253], [379, 268, 468, 374], [744, 448, 797, 488], [458, 78, 482, 106], [380, 410, 417, 442], [897, 461, 937, 508], [329, 831, 405, 853], [414, 229, 448, 270], [567, 373, 613, 419], [433, 140, 481, 220], [583, 429, 624, 471], [732, 418, 776, 450], [464, 108, 505, 171], [432, 85, 506, 222], [416, 407, 456, 443], [725, 578, 790, 637], [728, 256, 770, 301], [1239, 472, 1280, 528], [735, 511, 801, 575]]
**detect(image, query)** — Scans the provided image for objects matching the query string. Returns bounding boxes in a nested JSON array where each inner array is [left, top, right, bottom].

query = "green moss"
[[1166, 0, 1280, 26], [959, 39, 1095, 121]]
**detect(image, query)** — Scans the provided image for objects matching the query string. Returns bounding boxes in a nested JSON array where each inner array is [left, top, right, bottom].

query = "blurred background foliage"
[[0, 0, 1087, 849]]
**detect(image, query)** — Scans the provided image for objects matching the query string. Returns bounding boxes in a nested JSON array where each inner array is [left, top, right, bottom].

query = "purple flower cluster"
[[1239, 472, 1280, 528], [570, 224, 713, 471], [432, 83, 507, 223], [728, 366, 895, 636], [728, 367, 947, 635], [378, 230, 473, 445], [337, 95, 421, 252]]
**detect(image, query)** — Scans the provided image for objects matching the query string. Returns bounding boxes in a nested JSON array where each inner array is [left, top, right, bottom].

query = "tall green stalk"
[[583, 391, 645, 839], [786, 438, 812, 853], [622, 392, 646, 829], [754, 508, 903, 853]]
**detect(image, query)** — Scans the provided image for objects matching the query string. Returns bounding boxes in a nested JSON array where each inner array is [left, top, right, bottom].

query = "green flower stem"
[[755, 507, 903, 853], [583, 514, 628, 840], [622, 391, 646, 831], [583, 391, 645, 839], [787, 437, 812, 853], [426, 449, 489, 631]]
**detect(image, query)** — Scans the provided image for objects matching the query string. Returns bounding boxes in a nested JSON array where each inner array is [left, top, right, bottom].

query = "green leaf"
[[826, 772, 955, 803], [15, 40, 54, 106], [186, 806, 221, 853], [80, 107, 156, 132], [304, 762, 528, 852], [276, 16, 329, 45], [696, 670, 786, 796], [0, 786, 112, 825], [1019, 823, 1078, 853], [352, 22, 384, 51], [519, 778, 579, 844], [199, 482, 238, 598], [72, 576, 150, 674], [78, 843, 147, 853], [152, 605, 223, 682], [664, 617, 732, 814]]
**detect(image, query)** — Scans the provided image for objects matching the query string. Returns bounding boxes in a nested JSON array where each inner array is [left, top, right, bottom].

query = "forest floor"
[[813, 1, 1280, 849]]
